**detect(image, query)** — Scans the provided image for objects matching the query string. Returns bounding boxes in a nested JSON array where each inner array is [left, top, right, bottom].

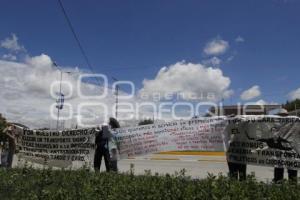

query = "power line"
[[57, 1, 153, 75], [103, 65, 157, 72], [57, 0, 134, 97], [57, 0, 101, 85], [56, 1, 300, 102]]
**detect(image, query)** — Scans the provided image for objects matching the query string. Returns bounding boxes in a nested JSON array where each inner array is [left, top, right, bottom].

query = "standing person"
[[225, 115, 247, 181], [109, 143, 118, 172], [94, 124, 111, 172], [0, 142, 3, 167], [3, 125, 17, 168], [0, 142, 9, 167], [273, 108, 298, 183], [109, 117, 120, 172]]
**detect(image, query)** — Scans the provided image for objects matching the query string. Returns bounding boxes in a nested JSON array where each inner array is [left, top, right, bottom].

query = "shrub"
[[0, 167, 299, 200]]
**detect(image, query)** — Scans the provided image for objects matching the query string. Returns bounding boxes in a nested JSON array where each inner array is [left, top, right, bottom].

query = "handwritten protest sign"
[[226, 116, 300, 170], [11, 115, 300, 170], [15, 127, 96, 169], [115, 117, 227, 158]]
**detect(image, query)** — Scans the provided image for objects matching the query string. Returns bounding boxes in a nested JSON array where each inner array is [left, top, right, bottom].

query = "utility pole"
[[115, 85, 119, 119], [56, 70, 63, 130], [112, 77, 119, 120], [53, 61, 71, 130]]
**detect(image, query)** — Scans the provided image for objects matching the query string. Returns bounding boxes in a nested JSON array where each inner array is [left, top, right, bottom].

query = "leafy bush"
[[138, 119, 154, 126], [0, 167, 299, 200]]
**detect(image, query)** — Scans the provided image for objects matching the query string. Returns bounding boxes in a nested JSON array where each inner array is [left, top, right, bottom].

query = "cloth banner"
[[14, 127, 96, 169], [12, 117, 227, 168], [114, 117, 227, 158], [226, 115, 300, 170], [10, 115, 300, 170]]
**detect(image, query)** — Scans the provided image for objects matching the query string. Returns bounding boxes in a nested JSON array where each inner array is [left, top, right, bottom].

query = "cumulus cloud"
[[226, 55, 235, 62], [0, 54, 123, 128], [0, 33, 26, 52], [0, 52, 166, 128], [240, 85, 261, 100], [202, 56, 222, 66], [203, 38, 229, 56], [289, 88, 300, 100], [235, 36, 245, 43], [2, 54, 17, 61], [255, 99, 267, 105], [0, 34, 236, 128], [139, 61, 233, 101], [254, 99, 278, 105], [0, 54, 211, 128]]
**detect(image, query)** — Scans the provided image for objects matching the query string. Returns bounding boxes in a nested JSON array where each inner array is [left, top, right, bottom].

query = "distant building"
[[209, 104, 281, 116]]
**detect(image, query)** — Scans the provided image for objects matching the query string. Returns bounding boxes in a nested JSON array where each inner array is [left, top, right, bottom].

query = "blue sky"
[[1, 0, 300, 105]]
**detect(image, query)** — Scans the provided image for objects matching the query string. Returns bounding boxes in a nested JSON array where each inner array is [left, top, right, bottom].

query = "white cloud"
[[289, 88, 300, 100], [0, 52, 171, 128], [235, 36, 245, 43], [223, 90, 234, 99], [255, 99, 267, 105], [0, 54, 122, 128], [2, 54, 17, 61], [254, 99, 278, 105], [202, 56, 221, 66], [226, 55, 235, 62], [240, 85, 261, 100], [203, 38, 229, 56], [0, 34, 236, 128], [226, 51, 238, 62], [139, 61, 233, 101], [2, 54, 223, 128], [0, 33, 26, 52]]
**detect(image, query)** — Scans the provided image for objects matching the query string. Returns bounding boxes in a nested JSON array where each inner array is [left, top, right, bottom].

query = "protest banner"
[[226, 115, 300, 170], [114, 117, 227, 158], [11, 115, 300, 170], [14, 127, 96, 169], [12, 117, 228, 167]]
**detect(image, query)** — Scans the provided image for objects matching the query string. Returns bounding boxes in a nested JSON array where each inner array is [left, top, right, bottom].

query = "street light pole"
[[115, 85, 119, 119], [53, 61, 71, 130], [112, 77, 119, 120], [56, 70, 63, 130]]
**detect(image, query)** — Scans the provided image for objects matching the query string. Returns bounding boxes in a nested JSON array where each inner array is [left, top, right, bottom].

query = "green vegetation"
[[138, 119, 154, 126], [0, 167, 300, 200], [283, 99, 300, 112]]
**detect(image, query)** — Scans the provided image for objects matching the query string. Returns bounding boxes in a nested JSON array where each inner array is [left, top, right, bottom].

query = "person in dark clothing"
[[94, 125, 111, 172], [226, 115, 247, 181], [228, 162, 247, 180], [273, 109, 298, 183], [3, 125, 17, 168], [6, 136, 15, 168], [108, 117, 120, 172], [274, 160, 297, 183], [109, 148, 118, 172]]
